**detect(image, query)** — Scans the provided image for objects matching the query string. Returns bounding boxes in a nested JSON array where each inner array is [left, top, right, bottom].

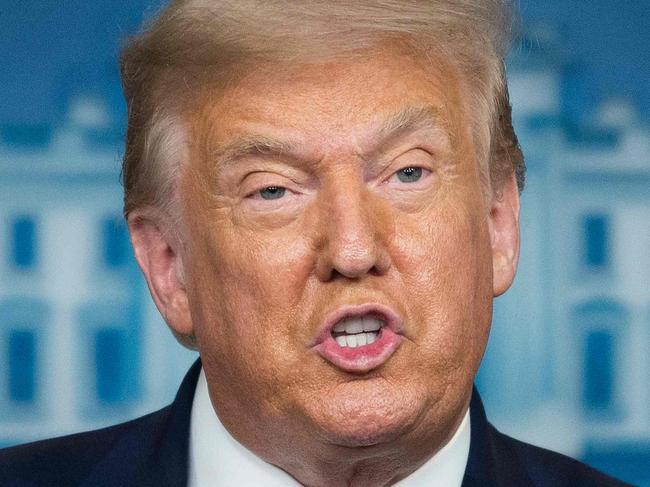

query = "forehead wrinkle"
[[208, 105, 453, 172]]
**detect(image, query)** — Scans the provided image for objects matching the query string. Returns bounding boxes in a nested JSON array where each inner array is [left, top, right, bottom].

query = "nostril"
[[329, 244, 384, 278], [316, 252, 391, 282]]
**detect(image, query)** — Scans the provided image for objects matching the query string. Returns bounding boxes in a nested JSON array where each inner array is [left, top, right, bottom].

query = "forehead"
[[189, 46, 468, 158]]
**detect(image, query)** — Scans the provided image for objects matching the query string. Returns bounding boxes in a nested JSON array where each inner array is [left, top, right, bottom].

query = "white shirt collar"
[[188, 368, 470, 487]]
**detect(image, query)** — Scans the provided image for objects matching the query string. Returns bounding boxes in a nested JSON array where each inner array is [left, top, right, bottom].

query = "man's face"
[[176, 46, 511, 462]]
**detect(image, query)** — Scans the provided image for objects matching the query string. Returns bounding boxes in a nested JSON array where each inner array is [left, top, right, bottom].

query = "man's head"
[[121, 1, 524, 220], [123, 1, 523, 484]]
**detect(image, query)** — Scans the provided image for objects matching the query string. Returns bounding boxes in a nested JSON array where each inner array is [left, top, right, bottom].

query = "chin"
[[318, 421, 412, 448], [306, 381, 424, 448]]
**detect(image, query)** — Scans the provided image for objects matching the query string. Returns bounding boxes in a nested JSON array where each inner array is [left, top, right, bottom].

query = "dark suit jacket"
[[0, 360, 629, 486]]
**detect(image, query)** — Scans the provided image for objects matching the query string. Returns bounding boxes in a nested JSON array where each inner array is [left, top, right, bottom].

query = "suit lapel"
[[148, 358, 202, 487], [461, 387, 533, 487], [82, 359, 202, 487]]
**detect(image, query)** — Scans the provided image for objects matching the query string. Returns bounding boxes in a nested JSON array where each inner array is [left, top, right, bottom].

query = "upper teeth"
[[333, 316, 383, 334]]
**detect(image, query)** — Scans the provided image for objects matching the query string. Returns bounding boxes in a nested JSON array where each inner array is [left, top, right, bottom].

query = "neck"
[[200, 360, 473, 487], [235, 403, 470, 487]]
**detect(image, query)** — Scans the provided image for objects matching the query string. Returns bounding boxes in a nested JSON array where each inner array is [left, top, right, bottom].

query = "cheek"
[[216, 230, 314, 314], [186, 218, 317, 369], [180, 168, 322, 394], [392, 199, 492, 364]]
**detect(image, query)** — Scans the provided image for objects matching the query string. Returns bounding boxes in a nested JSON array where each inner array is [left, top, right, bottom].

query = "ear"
[[489, 174, 521, 297], [128, 210, 193, 338]]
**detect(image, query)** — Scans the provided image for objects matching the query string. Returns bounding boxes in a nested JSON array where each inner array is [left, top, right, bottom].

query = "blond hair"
[[120, 0, 525, 348]]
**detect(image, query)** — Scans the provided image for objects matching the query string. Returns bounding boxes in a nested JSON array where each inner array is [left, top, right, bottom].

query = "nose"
[[314, 179, 392, 281]]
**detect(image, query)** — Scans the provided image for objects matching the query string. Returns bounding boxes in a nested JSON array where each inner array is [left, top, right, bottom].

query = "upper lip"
[[311, 303, 404, 347]]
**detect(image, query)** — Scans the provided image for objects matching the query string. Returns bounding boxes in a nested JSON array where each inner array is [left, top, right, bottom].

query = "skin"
[[129, 45, 520, 486]]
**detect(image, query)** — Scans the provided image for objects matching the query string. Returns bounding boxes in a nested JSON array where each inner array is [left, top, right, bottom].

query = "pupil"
[[260, 186, 285, 200], [397, 167, 422, 183]]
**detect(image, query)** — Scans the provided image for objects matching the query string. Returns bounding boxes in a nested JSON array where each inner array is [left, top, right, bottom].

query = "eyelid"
[[376, 147, 434, 175], [241, 171, 293, 196], [240, 165, 316, 189]]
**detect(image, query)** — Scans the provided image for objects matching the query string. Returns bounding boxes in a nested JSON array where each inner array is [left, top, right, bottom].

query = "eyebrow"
[[366, 104, 451, 158], [211, 135, 300, 169], [374, 105, 448, 143], [210, 104, 449, 169]]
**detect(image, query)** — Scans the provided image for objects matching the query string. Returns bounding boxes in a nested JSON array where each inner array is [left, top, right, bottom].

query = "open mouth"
[[313, 304, 404, 373], [331, 316, 384, 348]]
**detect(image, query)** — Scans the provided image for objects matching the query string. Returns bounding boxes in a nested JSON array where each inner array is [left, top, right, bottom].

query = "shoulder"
[[0, 406, 172, 487], [0, 359, 200, 487], [489, 425, 632, 487], [466, 387, 630, 486]]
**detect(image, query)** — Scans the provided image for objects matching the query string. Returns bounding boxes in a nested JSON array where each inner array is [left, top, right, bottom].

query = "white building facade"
[[478, 34, 650, 484], [0, 96, 195, 447]]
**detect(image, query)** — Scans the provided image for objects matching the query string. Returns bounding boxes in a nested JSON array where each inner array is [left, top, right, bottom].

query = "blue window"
[[94, 328, 126, 404], [584, 330, 614, 412], [583, 214, 609, 269], [583, 441, 650, 486], [10, 216, 37, 269], [576, 299, 627, 417], [0, 123, 52, 148], [8, 330, 37, 403], [102, 217, 129, 268]]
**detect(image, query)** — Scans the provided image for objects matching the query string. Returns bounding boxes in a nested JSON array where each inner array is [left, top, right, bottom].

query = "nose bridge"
[[317, 172, 389, 279], [330, 181, 373, 248]]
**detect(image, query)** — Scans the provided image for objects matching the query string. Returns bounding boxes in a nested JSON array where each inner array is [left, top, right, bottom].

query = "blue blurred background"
[[1, 1, 649, 484]]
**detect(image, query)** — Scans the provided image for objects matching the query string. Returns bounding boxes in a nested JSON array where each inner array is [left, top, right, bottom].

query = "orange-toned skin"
[[129, 46, 520, 487]]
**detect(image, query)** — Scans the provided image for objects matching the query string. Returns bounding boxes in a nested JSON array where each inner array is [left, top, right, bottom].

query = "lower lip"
[[314, 328, 403, 373]]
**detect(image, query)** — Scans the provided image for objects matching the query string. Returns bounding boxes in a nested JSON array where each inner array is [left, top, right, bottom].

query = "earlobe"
[[128, 210, 193, 337], [489, 175, 521, 297]]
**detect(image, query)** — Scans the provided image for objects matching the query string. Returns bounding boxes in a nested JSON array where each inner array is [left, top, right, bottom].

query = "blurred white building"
[[0, 95, 196, 447], [478, 30, 650, 483]]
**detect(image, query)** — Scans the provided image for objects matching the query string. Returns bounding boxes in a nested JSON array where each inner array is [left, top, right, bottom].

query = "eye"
[[257, 186, 286, 200], [395, 167, 423, 183]]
